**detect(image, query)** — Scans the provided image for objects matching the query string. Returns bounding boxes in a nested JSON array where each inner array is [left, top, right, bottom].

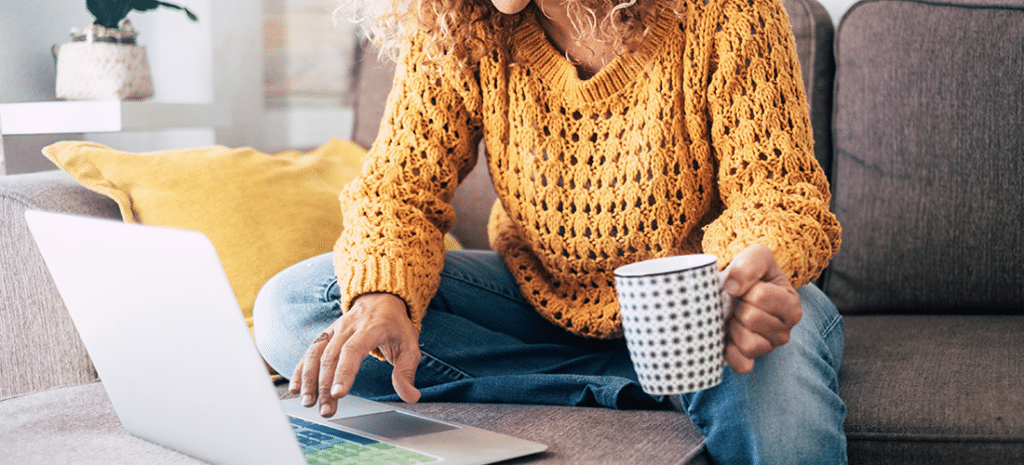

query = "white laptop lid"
[[24, 210, 547, 465], [25, 210, 307, 465]]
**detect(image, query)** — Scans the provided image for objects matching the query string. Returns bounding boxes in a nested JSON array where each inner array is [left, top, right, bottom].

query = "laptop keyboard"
[[289, 417, 439, 464]]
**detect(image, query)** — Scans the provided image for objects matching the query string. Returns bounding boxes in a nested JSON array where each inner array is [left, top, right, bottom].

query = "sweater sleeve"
[[701, 0, 841, 286], [332, 36, 484, 334]]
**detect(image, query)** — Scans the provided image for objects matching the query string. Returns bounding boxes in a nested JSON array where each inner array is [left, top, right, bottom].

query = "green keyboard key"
[[291, 417, 439, 465]]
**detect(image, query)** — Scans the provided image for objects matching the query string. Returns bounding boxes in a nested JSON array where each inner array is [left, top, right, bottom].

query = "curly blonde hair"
[[335, 0, 678, 68]]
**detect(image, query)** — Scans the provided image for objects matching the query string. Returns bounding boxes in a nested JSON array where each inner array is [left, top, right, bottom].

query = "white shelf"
[[0, 100, 230, 135]]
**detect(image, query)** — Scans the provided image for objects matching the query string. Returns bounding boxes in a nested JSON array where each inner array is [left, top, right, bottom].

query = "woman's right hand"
[[289, 292, 421, 417]]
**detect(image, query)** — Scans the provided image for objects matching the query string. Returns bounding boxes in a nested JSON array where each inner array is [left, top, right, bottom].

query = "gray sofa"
[[2, 0, 1022, 463]]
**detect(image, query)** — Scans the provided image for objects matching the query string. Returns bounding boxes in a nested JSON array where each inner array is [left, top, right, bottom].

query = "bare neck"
[[532, 0, 619, 79]]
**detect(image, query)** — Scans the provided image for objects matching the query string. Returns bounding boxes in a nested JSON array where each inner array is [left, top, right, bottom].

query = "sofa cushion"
[[840, 314, 1024, 463], [825, 0, 1024, 313], [397, 402, 706, 464], [0, 383, 206, 465], [0, 170, 120, 400], [0, 382, 707, 464]]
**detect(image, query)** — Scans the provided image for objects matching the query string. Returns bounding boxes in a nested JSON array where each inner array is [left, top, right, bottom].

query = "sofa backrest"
[[0, 171, 120, 400], [822, 0, 1024, 313], [0, 115, 7, 176], [781, 0, 836, 179], [351, 47, 394, 151], [350, 0, 837, 250]]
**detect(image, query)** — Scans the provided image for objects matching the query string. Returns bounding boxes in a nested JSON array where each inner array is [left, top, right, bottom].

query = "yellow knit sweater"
[[334, 0, 841, 339]]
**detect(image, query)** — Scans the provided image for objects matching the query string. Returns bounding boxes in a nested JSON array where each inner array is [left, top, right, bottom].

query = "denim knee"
[[681, 284, 847, 464], [253, 253, 340, 377]]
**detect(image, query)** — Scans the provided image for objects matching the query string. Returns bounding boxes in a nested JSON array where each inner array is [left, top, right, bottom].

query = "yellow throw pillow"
[[43, 139, 363, 331], [43, 138, 463, 334]]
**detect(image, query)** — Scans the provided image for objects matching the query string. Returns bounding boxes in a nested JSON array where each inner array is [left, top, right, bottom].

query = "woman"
[[255, 0, 847, 462]]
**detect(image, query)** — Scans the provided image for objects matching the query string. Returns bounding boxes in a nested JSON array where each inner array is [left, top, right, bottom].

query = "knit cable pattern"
[[334, 0, 841, 340]]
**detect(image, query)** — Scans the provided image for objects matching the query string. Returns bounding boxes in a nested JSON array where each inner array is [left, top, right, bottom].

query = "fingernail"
[[301, 395, 314, 407], [331, 384, 344, 397], [724, 279, 740, 295], [320, 403, 331, 417]]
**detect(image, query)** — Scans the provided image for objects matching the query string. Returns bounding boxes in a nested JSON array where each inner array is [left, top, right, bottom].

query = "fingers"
[[320, 329, 422, 416], [387, 343, 422, 404], [328, 331, 376, 402], [731, 284, 801, 345], [289, 359, 304, 393], [317, 328, 353, 417], [297, 330, 333, 408], [721, 244, 804, 374], [723, 244, 801, 331], [723, 244, 789, 296], [289, 293, 421, 417], [725, 289, 800, 375], [330, 341, 364, 399], [725, 342, 756, 375], [725, 317, 773, 374]]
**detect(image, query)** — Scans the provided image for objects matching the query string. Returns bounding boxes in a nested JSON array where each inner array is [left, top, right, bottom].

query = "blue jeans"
[[254, 250, 847, 464]]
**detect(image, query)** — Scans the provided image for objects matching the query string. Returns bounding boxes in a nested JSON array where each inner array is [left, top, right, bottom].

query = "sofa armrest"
[[0, 170, 121, 400]]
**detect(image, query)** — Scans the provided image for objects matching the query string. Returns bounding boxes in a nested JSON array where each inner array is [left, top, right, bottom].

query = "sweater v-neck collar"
[[513, 6, 677, 102]]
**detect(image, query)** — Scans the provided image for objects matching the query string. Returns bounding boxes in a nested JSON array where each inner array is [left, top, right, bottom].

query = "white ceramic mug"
[[614, 254, 729, 395]]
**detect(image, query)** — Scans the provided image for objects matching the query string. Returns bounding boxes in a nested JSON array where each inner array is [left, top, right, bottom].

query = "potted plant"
[[55, 1, 198, 101]]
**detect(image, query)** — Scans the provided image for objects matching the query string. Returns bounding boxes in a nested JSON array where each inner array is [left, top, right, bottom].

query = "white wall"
[[0, 2, 91, 101], [0, 1, 91, 173], [1, 0, 265, 173], [207, 0, 266, 149], [89, 0, 266, 152], [262, 0, 357, 151], [86, 3, 218, 152]]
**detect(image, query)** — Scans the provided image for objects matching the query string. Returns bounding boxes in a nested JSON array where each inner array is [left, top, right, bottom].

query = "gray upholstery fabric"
[[781, 0, 836, 178], [0, 383, 204, 465], [0, 170, 121, 400], [350, 44, 396, 153], [824, 0, 1024, 313], [396, 402, 705, 464], [840, 315, 1024, 463], [0, 382, 705, 464]]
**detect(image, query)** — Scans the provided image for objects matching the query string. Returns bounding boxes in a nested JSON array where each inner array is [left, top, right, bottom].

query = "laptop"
[[24, 210, 547, 465]]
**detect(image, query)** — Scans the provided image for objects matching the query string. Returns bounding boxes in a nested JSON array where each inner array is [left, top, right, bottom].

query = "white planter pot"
[[55, 41, 155, 101]]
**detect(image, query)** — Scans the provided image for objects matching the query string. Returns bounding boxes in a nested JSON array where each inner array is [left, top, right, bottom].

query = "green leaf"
[[132, 0, 199, 21], [84, 0, 198, 28], [86, 0, 133, 28]]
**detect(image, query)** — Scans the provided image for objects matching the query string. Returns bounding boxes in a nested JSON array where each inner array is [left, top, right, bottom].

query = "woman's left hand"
[[721, 244, 803, 374]]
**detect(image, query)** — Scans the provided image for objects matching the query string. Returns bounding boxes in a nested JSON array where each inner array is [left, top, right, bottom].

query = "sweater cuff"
[[332, 251, 433, 346], [703, 211, 838, 287]]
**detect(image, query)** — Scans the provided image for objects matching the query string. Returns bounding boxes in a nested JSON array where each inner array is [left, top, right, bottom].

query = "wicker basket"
[[55, 41, 154, 100]]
